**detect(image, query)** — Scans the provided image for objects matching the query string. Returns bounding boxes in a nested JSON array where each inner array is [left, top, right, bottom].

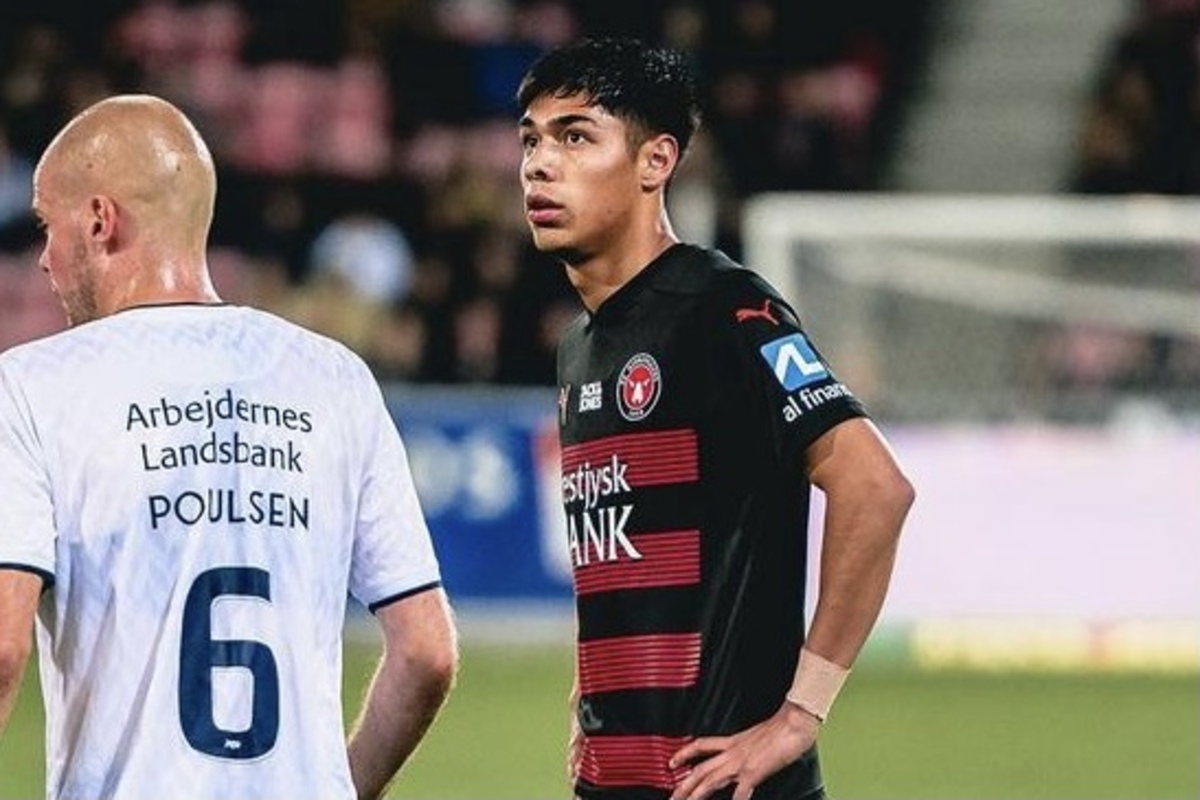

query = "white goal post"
[[741, 193, 1200, 424], [742, 195, 1200, 669]]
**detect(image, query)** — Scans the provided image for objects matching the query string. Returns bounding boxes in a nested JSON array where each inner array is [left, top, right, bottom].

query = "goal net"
[[742, 194, 1200, 426]]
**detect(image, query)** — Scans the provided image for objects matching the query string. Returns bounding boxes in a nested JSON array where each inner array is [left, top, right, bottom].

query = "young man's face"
[[519, 92, 645, 264]]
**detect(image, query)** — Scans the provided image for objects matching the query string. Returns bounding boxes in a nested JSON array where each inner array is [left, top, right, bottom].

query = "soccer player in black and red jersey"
[[517, 38, 916, 800]]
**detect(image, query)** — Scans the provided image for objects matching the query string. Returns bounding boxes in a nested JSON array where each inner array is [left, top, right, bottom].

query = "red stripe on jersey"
[[578, 734, 692, 790], [579, 632, 701, 695], [561, 429, 698, 487], [574, 530, 700, 595]]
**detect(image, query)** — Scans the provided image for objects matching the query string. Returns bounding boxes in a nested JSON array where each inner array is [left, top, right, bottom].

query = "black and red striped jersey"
[[556, 244, 867, 800]]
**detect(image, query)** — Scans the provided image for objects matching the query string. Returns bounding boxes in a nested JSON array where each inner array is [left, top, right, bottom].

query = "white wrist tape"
[[784, 648, 850, 723]]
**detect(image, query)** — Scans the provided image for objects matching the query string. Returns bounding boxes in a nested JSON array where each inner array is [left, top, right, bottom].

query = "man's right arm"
[[0, 568, 41, 738]]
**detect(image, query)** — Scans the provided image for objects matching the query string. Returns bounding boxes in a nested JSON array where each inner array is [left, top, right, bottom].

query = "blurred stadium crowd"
[[1057, 0, 1200, 408], [3, 0, 1199, 396], [0, 0, 935, 383], [1070, 0, 1200, 195]]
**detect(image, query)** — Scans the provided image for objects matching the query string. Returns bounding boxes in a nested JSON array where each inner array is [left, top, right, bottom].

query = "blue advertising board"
[[382, 385, 572, 602]]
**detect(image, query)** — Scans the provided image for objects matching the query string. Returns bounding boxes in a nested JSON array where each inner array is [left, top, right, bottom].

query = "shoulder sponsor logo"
[[759, 333, 828, 391], [735, 298, 779, 325], [781, 382, 852, 422], [616, 353, 661, 422], [579, 381, 603, 412]]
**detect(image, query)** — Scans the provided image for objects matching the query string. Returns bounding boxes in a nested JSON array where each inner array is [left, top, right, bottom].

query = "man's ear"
[[89, 195, 119, 246], [641, 134, 680, 191]]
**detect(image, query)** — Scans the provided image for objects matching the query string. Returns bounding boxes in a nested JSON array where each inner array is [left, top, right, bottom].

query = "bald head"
[[32, 94, 222, 323], [37, 94, 216, 254]]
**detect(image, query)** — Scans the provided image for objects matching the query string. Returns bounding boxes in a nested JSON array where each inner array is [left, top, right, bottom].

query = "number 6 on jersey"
[[179, 566, 280, 760]]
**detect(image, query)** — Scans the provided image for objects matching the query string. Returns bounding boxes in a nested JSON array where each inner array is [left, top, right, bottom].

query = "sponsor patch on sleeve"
[[759, 333, 829, 391]]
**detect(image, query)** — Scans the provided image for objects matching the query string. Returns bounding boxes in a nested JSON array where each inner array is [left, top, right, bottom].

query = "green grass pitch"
[[1, 641, 1196, 799]]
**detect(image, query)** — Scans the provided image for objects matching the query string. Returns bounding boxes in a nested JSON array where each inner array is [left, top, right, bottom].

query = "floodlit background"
[[1, 1, 1197, 798]]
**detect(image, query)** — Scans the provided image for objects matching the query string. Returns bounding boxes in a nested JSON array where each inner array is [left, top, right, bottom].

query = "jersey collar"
[[590, 243, 709, 323]]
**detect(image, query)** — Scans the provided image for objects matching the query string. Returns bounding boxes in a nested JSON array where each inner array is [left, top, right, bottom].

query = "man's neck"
[[100, 258, 223, 317], [565, 232, 678, 313]]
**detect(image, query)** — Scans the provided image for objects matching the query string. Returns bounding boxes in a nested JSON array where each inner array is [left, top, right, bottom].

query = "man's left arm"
[[799, 416, 914, 668], [347, 587, 458, 800], [670, 418, 914, 800], [0, 568, 41, 738]]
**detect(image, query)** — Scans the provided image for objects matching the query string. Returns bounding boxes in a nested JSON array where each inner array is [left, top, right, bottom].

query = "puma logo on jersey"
[[735, 299, 778, 325]]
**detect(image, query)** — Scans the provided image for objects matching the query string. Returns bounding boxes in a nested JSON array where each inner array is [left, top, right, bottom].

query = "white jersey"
[[0, 304, 442, 800]]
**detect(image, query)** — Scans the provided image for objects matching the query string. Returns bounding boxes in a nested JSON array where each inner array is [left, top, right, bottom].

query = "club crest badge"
[[616, 353, 662, 422]]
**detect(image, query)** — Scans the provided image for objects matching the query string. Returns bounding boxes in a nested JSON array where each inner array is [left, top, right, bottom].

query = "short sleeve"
[[0, 364, 57, 579], [716, 271, 867, 456], [347, 377, 442, 610]]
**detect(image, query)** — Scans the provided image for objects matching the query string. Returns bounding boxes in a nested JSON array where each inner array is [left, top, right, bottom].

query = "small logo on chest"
[[579, 381, 603, 412], [616, 353, 662, 422]]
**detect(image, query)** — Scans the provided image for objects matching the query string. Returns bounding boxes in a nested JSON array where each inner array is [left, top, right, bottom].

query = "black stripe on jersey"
[[367, 580, 442, 613], [575, 584, 698, 641], [0, 562, 55, 590]]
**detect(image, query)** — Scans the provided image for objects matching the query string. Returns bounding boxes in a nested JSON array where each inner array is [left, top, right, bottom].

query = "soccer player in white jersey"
[[0, 94, 458, 800]]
